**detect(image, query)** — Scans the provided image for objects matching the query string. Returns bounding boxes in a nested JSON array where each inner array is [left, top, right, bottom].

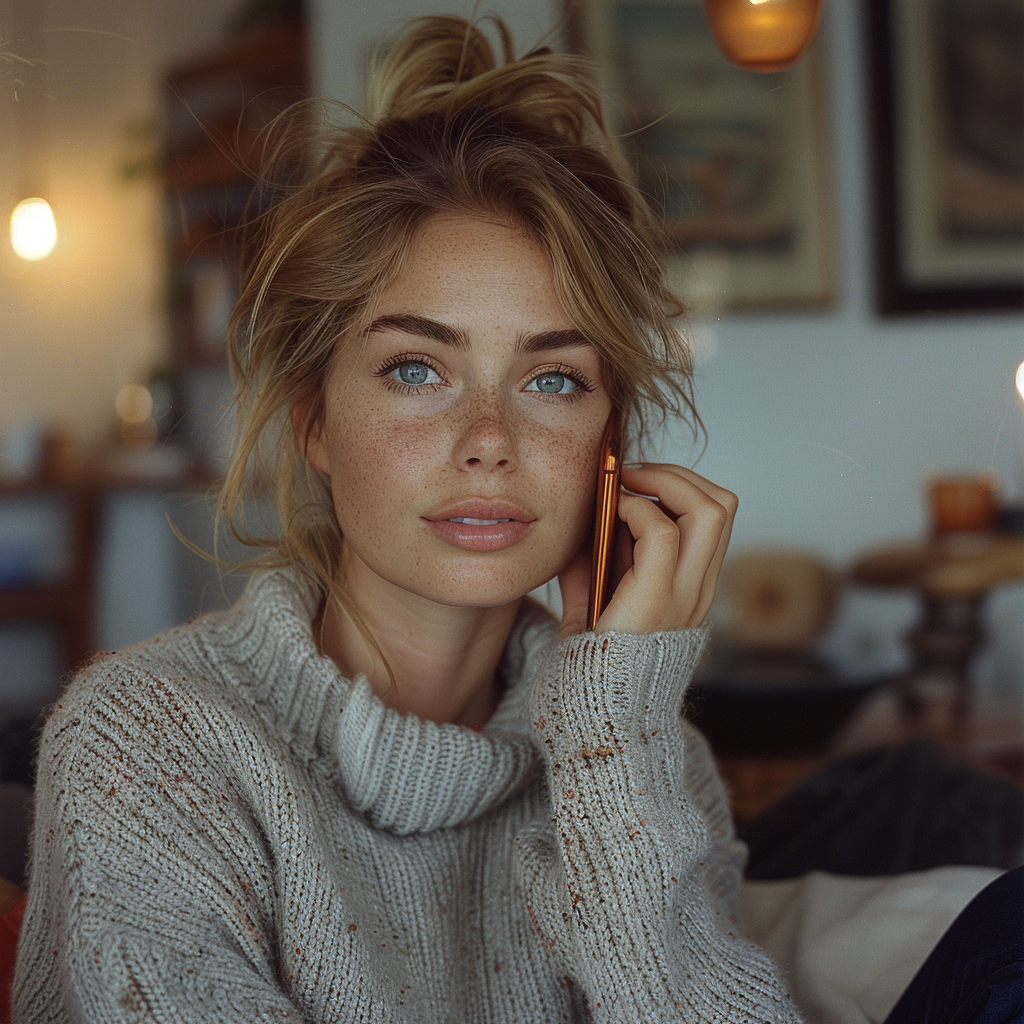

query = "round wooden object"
[[723, 550, 836, 650]]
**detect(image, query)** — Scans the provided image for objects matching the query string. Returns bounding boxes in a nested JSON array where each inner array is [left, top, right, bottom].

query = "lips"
[[423, 499, 536, 553], [428, 499, 533, 523]]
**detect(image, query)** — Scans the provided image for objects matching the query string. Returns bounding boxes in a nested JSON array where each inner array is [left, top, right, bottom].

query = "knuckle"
[[703, 501, 728, 528], [648, 520, 680, 545]]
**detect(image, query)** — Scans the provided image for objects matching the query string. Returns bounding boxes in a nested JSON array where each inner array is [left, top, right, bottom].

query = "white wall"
[[310, 0, 1024, 694]]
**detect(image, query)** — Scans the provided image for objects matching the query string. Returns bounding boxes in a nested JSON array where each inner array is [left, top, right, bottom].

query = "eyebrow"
[[365, 313, 592, 356], [516, 328, 592, 355], [366, 313, 469, 350]]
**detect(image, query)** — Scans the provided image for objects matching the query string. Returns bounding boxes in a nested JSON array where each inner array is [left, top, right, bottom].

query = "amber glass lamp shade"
[[704, 0, 824, 72]]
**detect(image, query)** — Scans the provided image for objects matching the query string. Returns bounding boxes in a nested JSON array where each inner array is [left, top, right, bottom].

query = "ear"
[[292, 401, 330, 475]]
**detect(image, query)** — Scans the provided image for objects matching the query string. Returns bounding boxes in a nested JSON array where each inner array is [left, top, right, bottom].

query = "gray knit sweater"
[[14, 568, 800, 1022]]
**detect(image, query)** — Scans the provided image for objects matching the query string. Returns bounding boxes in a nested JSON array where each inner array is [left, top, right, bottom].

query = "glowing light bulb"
[[704, 0, 824, 72], [10, 198, 58, 261], [1016, 360, 1024, 402]]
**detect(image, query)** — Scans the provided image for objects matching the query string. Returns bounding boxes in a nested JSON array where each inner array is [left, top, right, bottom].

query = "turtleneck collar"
[[203, 567, 556, 836]]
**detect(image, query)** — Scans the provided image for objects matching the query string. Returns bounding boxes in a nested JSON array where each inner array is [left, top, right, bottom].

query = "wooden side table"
[[0, 480, 100, 677], [851, 535, 1024, 722], [0, 467, 215, 678]]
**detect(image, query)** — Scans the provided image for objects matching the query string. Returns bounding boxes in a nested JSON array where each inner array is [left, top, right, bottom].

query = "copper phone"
[[587, 411, 622, 630]]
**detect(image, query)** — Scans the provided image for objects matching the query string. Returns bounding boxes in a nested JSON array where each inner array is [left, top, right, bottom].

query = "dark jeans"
[[883, 864, 1024, 1024]]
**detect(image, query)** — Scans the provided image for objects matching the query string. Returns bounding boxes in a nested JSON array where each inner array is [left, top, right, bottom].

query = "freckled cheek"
[[529, 428, 601, 523], [326, 414, 444, 526]]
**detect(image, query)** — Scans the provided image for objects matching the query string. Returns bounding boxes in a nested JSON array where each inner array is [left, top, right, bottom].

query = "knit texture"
[[14, 568, 801, 1022]]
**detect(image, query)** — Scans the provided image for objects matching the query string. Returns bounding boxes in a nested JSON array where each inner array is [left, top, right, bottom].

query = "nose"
[[451, 391, 518, 473]]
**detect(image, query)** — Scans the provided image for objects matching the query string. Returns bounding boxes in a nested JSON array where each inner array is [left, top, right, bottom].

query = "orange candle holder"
[[703, 0, 824, 72], [925, 473, 999, 536]]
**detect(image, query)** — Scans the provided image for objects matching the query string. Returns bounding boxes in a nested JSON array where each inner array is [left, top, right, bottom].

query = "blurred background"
[[0, 0, 1022, 840]]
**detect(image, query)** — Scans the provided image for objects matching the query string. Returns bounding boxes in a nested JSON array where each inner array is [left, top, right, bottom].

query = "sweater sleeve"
[[13, 670, 305, 1024], [678, 717, 749, 925], [515, 629, 802, 1022]]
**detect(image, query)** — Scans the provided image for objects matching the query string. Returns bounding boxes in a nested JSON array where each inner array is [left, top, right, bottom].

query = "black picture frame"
[[866, 0, 1024, 315]]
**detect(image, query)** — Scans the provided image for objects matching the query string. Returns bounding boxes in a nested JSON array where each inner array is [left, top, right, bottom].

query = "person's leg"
[[883, 864, 1024, 1024]]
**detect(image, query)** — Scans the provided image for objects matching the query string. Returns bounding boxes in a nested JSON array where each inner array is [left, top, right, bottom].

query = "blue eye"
[[526, 371, 578, 395], [390, 361, 441, 386]]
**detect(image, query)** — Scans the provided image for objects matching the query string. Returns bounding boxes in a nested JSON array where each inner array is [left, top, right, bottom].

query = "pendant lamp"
[[704, 0, 824, 73], [9, 0, 57, 261]]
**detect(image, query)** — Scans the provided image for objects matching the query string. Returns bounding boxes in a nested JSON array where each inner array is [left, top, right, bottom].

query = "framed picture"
[[567, 0, 835, 311], [867, 0, 1024, 314]]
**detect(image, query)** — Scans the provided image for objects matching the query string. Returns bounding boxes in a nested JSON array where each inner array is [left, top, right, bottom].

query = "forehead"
[[372, 213, 574, 331]]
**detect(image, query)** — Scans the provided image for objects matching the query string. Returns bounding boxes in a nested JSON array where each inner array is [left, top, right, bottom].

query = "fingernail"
[[622, 462, 643, 469]]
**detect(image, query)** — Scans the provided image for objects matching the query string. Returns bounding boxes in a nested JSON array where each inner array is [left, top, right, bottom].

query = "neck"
[[315, 544, 523, 728]]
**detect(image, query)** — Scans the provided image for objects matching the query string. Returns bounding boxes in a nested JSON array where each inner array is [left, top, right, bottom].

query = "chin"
[[406, 557, 561, 610]]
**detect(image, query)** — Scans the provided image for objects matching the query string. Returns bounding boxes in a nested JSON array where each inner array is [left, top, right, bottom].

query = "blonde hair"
[[220, 15, 697, 642]]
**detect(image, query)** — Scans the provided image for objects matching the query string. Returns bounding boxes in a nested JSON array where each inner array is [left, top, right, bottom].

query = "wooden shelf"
[[162, 20, 308, 367], [0, 484, 98, 676], [0, 468, 216, 498], [163, 23, 307, 193]]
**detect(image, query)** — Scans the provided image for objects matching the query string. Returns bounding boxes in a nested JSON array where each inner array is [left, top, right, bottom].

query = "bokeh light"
[[115, 384, 155, 425], [9, 198, 58, 261]]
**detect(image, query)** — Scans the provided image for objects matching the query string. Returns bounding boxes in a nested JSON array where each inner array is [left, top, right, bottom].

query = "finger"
[[618, 490, 679, 591], [622, 463, 736, 515], [597, 491, 679, 632], [636, 466, 738, 620], [620, 466, 732, 568], [673, 495, 730, 625], [621, 465, 737, 626], [693, 489, 736, 622]]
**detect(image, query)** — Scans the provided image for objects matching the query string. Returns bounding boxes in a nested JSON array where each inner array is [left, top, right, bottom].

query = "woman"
[[15, 16, 793, 1020], [16, 15, 1019, 1023]]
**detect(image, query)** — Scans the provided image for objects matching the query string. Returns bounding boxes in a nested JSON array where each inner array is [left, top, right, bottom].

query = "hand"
[[558, 464, 737, 636]]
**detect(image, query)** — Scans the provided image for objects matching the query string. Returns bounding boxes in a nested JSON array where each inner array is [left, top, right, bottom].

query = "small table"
[[0, 463, 215, 676], [851, 534, 1024, 722]]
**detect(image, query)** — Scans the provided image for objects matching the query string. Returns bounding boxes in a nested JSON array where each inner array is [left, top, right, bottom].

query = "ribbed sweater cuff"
[[532, 627, 709, 744]]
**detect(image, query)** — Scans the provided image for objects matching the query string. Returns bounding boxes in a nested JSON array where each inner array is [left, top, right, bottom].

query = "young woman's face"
[[305, 213, 614, 608]]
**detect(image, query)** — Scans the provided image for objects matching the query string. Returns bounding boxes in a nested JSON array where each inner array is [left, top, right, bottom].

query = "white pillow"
[[739, 866, 1003, 1024]]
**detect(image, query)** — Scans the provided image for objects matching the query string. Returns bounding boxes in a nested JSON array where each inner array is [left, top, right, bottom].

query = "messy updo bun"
[[222, 15, 697, 631], [365, 16, 602, 145]]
